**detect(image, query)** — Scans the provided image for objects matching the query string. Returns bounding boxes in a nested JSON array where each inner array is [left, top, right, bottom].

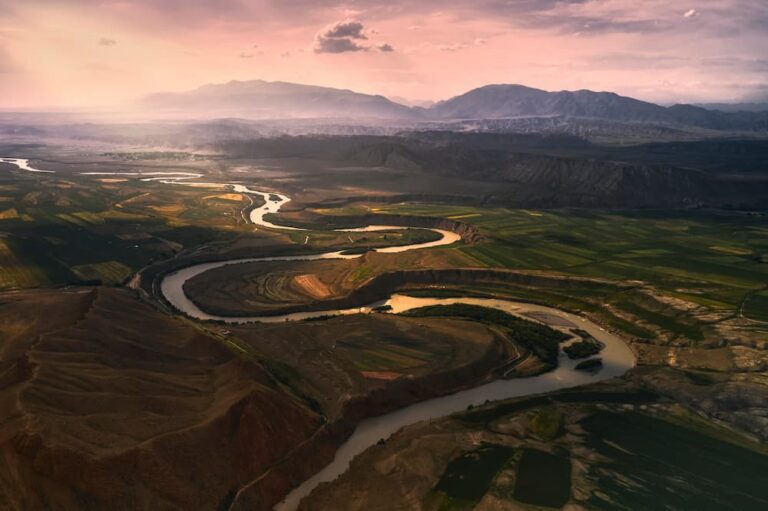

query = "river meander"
[[1, 156, 636, 511]]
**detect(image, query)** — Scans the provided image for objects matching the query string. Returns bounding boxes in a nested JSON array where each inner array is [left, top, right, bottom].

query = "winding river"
[[1, 156, 636, 510], [153, 180, 634, 511]]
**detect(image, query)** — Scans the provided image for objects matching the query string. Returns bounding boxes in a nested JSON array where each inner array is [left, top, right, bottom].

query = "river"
[[0, 156, 635, 510], [151, 181, 634, 511], [0, 157, 55, 173]]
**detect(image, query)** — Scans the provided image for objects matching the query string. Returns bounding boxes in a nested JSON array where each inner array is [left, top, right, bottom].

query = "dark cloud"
[[323, 20, 367, 40], [315, 36, 366, 53], [377, 43, 394, 52], [314, 19, 369, 53], [98, 37, 117, 46]]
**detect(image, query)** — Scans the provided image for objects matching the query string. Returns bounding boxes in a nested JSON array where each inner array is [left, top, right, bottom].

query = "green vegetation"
[[459, 389, 658, 424], [582, 411, 768, 510], [337, 335, 449, 372], [375, 205, 768, 315], [563, 339, 603, 359], [614, 298, 704, 341], [263, 359, 324, 415], [530, 407, 563, 441], [402, 304, 571, 363], [682, 369, 728, 386], [0, 174, 244, 290], [744, 290, 768, 322], [431, 443, 515, 510], [575, 358, 603, 372], [529, 407, 563, 440]]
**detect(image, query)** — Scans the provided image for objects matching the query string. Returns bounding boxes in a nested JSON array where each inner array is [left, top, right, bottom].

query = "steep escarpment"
[[216, 134, 768, 208], [345, 142, 716, 208]]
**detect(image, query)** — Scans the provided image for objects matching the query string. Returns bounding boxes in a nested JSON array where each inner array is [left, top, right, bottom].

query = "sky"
[[1, 0, 767, 109]]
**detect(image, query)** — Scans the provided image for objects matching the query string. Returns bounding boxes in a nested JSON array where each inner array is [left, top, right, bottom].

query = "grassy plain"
[[376, 205, 768, 306], [0, 162, 260, 290], [364, 204, 768, 327]]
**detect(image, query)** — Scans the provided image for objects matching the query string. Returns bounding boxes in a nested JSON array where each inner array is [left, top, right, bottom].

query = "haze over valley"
[[1, 1, 768, 511]]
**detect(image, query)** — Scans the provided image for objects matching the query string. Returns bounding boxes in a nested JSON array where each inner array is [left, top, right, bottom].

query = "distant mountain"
[[140, 80, 768, 131], [428, 84, 768, 131], [429, 85, 668, 120], [388, 96, 435, 109], [141, 80, 416, 120], [695, 102, 768, 113]]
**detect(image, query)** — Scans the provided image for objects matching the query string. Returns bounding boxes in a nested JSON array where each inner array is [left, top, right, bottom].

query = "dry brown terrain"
[[231, 314, 521, 420], [0, 287, 530, 511], [293, 274, 332, 299], [0, 288, 322, 511]]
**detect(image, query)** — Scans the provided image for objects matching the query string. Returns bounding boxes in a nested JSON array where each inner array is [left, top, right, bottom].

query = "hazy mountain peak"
[[140, 79, 415, 120], [427, 84, 768, 130]]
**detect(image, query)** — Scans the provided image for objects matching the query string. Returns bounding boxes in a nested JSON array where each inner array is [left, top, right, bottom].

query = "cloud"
[[323, 20, 367, 40], [377, 43, 394, 52], [701, 57, 768, 72], [98, 37, 117, 46], [315, 37, 366, 53], [587, 52, 688, 70], [314, 19, 370, 53]]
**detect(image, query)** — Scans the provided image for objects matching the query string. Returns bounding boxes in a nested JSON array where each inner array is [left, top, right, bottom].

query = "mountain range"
[[140, 80, 768, 131]]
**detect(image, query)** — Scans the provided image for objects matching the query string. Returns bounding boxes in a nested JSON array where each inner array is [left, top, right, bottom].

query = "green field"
[[337, 335, 449, 372], [0, 174, 248, 289], [375, 204, 768, 320], [582, 411, 768, 510], [744, 290, 768, 322]]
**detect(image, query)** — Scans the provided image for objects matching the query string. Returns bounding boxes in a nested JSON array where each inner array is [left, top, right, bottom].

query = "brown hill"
[[0, 288, 321, 511]]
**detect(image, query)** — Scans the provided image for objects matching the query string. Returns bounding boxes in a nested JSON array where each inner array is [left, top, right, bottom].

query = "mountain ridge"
[[141, 79, 416, 120], [140, 79, 768, 131]]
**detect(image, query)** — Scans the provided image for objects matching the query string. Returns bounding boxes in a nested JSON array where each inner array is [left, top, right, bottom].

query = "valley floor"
[[0, 144, 766, 511]]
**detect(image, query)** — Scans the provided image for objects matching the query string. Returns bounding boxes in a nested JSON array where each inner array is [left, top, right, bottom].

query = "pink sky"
[[1, 0, 766, 109]]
